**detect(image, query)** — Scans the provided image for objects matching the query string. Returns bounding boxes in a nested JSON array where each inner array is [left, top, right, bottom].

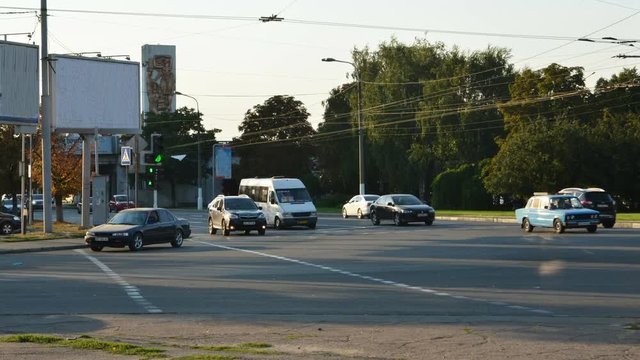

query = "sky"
[[2, 0, 640, 140]]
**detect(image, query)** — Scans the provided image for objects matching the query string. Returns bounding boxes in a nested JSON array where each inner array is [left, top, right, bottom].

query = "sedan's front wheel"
[[342, 208, 348, 219], [222, 220, 230, 236], [553, 219, 565, 234], [523, 218, 534, 232], [129, 233, 144, 251], [370, 211, 380, 225], [208, 218, 217, 235], [393, 213, 403, 226], [357, 209, 364, 219], [90, 244, 103, 252], [171, 230, 184, 248]]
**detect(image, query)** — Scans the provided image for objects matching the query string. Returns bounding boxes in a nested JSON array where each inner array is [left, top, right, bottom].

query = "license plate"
[[578, 222, 590, 226], [417, 213, 428, 217], [95, 236, 109, 242], [297, 220, 308, 224], [597, 204, 607, 208], [244, 221, 255, 225]]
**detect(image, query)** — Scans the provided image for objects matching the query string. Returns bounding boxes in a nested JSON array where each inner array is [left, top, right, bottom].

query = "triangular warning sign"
[[122, 150, 131, 163]]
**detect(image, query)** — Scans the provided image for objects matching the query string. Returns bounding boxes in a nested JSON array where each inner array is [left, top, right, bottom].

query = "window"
[[532, 198, 540, 209], [158, 209, 174, 222]]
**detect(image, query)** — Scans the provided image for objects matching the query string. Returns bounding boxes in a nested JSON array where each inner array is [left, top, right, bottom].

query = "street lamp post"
[[322, 57, 365, 195], [175, 91, 203, 210]]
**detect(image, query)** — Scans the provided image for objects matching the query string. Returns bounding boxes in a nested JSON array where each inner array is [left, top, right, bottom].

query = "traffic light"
[[151, 134, 164, 164], [144, 167, 158, 189]]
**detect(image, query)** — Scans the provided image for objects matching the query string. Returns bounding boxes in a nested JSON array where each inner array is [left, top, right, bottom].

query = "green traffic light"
[[154, 154, 164, 163]]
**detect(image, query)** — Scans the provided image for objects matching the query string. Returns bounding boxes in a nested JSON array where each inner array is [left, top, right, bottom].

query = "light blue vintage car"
[[515, 194, 600, 233]]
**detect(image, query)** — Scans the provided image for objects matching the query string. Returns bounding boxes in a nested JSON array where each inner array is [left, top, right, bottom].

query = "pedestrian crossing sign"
[[121, 146, 133, 166]]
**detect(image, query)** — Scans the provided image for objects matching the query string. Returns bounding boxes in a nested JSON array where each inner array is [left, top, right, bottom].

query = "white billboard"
[[49, 55, 140, 134], [214, 145, 232, 179], [0, 41, 39, 126]]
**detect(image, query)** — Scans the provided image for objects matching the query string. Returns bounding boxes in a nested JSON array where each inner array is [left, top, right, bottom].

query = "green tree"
[[232, 95, 317, 182], [316, 84, 359, 194], [484, 64, 592, 199], [142, 107, 219, 207], [352, 38, 513, 195]]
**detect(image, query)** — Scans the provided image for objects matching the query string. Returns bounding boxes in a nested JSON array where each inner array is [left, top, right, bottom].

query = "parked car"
[[557, 188, 616, 228], [369, 194, 435, 226], [77, 197, 93, 214], [31, 194, 54, 210], [342, 194, 380, 219], [0, 211, 21, 235], [84, 208, 190, 252], [208, 195, 267, 236], [109, 194, 135, 213], [515, 194, 600, 233]]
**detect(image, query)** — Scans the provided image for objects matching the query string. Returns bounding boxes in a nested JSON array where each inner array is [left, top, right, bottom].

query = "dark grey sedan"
[[370, 194, 436, 226], [84, 208, 191, 251], [0, 212, 21, 235]]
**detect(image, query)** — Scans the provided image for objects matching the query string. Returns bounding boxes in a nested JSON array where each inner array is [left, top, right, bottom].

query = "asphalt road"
[[2, 210, 639, 359]]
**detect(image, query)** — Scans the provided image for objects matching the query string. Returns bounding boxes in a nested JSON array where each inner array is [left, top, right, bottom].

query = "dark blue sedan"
[[0, 212, 21, 235], [84, 208, 191, 251]]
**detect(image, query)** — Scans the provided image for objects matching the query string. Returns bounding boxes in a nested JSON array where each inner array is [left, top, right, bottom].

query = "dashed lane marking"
[[75, 249, 162, 314], [191, 240, 555, 316]]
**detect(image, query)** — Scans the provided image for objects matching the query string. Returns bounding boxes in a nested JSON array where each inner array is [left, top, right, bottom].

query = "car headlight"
[[228, 213, 239, 219], [13, 216, 20, 221], [567, 215, 574, 220], [282, 212, 292, 217], [310, 212, 317, 217], [592, 214, 598, 219], [112, 232, 129, 237], [258, 212, 265, 219], [401, 209, 413, 214], [86, 231, 95, 236]]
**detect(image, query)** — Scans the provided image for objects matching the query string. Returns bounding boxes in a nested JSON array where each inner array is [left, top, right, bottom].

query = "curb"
[[0, 244, 87, 255]]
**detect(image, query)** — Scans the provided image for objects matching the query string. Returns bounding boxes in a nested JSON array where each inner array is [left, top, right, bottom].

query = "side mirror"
[[258, 206, 263, 210], [387, 202, 394, 207], [270, 197, 276, 205], [544, 205, 550, 210]]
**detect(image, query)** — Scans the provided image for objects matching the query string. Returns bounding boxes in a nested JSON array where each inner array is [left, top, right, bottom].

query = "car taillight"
[[581, 200, 592, 206]]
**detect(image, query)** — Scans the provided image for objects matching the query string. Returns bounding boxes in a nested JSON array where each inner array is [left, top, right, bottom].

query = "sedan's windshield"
[[109, 211, 147, 225], [392, 195, 423, 206], [114, 195, 128, 202], [276, 188, 311, 203], [225, 198, 258, 210], [364, 195, 379, 201]]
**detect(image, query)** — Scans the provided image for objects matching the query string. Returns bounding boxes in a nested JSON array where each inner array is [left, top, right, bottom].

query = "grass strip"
[[0, 334, 166, 358], [191, 342, 281, 355], [172, 355, 237, 360]]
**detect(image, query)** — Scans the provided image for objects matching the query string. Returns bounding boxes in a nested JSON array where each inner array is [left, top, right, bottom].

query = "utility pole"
[[40, 0, 53, 232]]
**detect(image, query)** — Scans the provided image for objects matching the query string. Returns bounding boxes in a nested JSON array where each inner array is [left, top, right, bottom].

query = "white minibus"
[[238, 177, 317, 229]]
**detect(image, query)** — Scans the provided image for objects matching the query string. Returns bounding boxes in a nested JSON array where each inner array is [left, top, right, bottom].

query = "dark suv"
[[558, 188, 616, 228], [207, 195, 267, 236]]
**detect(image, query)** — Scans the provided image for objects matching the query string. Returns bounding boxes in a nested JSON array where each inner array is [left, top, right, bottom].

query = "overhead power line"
[[2, 5, 638, 44]]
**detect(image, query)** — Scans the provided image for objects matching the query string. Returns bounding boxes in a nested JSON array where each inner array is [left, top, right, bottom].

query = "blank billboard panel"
[[0, 41, 39, 126], [50, 55, 140, 134]]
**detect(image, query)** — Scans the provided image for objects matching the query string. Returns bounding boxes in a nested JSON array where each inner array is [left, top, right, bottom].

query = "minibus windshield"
[[276, 188, 311, 203]]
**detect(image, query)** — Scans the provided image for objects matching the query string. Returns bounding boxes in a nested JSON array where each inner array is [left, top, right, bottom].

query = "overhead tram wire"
[[232, 80, 640, 149], [2, 5, 638, 45]]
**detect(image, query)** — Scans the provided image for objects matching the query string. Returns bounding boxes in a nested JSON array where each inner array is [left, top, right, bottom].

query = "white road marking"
[[75, 249, 162, 314], [191, 240, 554, 316]]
